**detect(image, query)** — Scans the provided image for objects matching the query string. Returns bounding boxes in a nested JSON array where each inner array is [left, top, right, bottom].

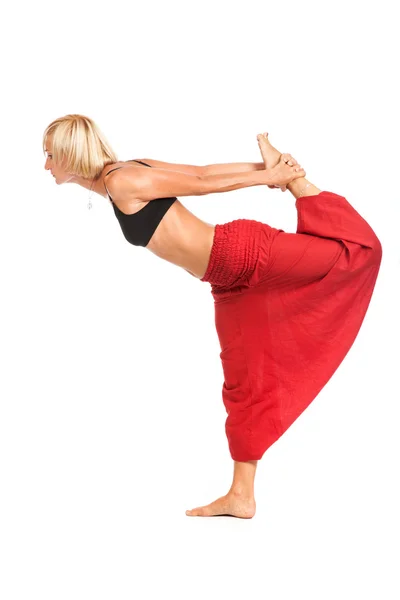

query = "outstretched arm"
[[107, 165, 274, 203], [106, 158, 305, 204], [136, 158, 267, 177]]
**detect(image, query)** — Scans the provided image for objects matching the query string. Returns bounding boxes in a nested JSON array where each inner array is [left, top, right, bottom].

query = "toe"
[[186, 507, 206, 517], [257, 132, 269, 143]]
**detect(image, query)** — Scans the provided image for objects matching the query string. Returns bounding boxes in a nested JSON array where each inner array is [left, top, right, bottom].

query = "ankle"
[[229, 485, 255, 499], [287, 178, 322, 199]]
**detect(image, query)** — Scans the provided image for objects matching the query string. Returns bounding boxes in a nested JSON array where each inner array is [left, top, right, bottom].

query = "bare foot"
[[186, 491, 256, 518], [257, 132, 283, 169], [257, 132, 301, 191]]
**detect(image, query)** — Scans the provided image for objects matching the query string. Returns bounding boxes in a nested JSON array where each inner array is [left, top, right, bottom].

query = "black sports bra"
[[104, 159, 177, 247]]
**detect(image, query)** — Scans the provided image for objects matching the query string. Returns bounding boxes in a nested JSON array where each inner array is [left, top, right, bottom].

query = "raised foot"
[[185, 491, 256, 518], [257, 132, 304, 191], [256, 132, 281, 168]]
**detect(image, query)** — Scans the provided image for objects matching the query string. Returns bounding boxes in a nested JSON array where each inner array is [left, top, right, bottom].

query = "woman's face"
[[44, 137, 73, 184]]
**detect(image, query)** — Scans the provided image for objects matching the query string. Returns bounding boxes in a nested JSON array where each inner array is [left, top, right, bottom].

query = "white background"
[[1, 0, 399, 598]]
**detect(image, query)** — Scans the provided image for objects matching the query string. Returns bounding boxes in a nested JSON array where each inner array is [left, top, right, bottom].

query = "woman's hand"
[[266, 154, 306, 189], [267, 154, 303, 192]]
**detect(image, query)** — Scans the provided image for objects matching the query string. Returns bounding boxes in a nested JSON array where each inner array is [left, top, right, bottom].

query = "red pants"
[[201, 191, 382, 462]]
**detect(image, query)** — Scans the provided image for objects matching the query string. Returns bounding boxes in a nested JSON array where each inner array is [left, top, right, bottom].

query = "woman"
[[43, 114, 382, 519]]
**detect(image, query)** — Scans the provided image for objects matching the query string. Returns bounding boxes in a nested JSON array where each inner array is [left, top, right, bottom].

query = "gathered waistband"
[[200, 219, 265, 294]]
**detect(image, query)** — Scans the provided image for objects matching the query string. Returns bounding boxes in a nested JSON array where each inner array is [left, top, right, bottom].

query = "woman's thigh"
[[248, 227, 344, 290]]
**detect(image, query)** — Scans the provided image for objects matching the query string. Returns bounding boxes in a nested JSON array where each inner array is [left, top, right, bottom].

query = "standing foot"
[[185, 491, 256, 518]]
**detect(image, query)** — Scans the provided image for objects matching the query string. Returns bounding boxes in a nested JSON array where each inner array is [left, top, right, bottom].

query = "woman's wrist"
[[261, 168, 276, 186]]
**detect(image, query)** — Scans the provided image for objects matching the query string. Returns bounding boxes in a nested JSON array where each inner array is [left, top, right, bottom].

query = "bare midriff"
[[133, 198, 215, 280]]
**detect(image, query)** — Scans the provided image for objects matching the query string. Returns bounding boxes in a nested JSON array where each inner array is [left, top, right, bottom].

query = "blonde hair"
[[42, 114, 119, 179]]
